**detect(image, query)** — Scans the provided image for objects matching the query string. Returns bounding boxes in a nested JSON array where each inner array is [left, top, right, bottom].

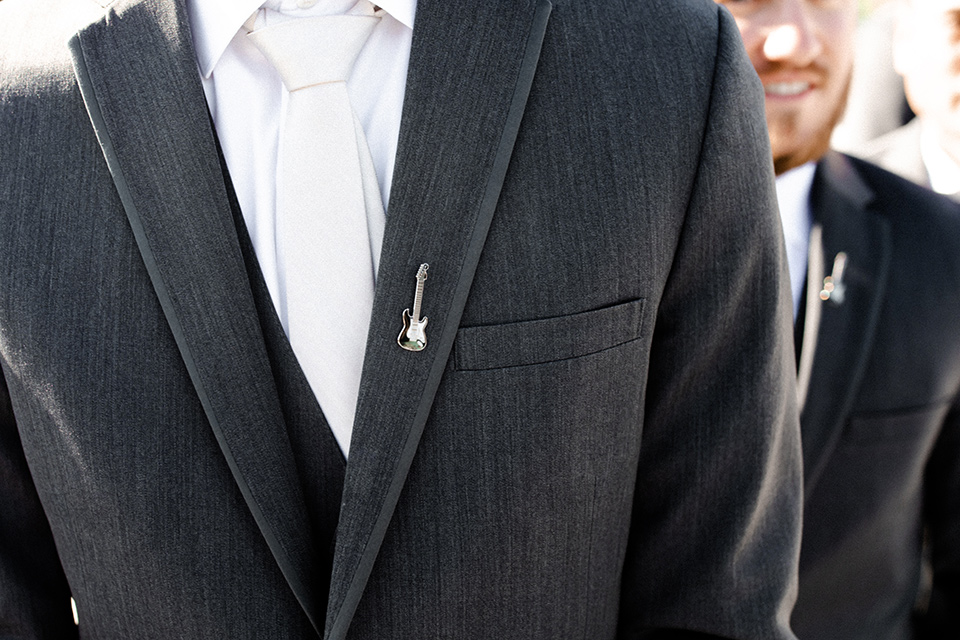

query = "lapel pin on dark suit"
[[398, 263, 430, 351], [819, 252, 847, 305]]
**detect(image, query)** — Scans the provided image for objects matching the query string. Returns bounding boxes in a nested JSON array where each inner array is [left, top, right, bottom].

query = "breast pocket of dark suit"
[[842, 402, 950, 447], [453, 298, 646, 372], [443, 298, 649, 507], [835, 402, 950, 499]]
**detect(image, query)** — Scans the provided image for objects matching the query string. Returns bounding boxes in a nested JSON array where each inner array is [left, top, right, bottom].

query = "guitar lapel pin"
[[398, 263, 430, 351]]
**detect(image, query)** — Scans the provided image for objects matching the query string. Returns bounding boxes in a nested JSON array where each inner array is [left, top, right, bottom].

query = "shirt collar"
[[187, 0, 416, 79], [775, 161, 816, 320], [920, 121, 960, 196], [775, 161, 817, 209], [375, 0, 415, 31]]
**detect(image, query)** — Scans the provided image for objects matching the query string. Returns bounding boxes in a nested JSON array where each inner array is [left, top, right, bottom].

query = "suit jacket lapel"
[[796, 223, 825, 410], [325, 0, 552, 636], [800, 152, 892, 497], [68, 0, 324, 632]]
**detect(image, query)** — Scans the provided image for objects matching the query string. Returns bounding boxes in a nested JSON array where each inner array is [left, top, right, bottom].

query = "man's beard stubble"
[[772, 72, 852, 176]]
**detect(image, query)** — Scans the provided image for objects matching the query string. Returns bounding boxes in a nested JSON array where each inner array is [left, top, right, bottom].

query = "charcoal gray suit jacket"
[[0, 0, 802, 638], [791, 153, 960, 640]]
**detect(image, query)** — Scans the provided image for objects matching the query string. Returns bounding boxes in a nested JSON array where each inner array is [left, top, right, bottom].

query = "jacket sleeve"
[[616, 6, 802, 640], [919, 392, 960, 637], [0, 365, 78, 639]]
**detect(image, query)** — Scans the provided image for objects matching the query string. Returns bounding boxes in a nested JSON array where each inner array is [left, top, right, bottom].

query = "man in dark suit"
[[0, 0, 802, 638], [718, 0, 960, 637], [856, 0, 960, 201]]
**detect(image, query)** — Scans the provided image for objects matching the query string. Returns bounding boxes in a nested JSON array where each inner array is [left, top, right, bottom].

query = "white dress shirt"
[[775, 162, 816, 321], [187, 0, 416, 455]]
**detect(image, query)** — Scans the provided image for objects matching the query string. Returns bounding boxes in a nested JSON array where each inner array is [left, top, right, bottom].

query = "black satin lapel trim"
[[68, 0, 322, 631], [800, 152, 892, 497], [324, 1, 552, 637]]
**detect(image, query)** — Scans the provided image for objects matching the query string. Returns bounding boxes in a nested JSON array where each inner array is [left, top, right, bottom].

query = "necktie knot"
[[248, 14, 379, 91]]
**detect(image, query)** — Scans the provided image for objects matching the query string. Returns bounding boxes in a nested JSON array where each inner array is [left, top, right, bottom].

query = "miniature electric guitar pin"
[[398, 264, 430, 351], [820, 252, 847, 305]]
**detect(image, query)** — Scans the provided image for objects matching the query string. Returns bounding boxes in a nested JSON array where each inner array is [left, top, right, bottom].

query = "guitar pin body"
[[398, 264, 430, 351], [820, 252, 847, 305]]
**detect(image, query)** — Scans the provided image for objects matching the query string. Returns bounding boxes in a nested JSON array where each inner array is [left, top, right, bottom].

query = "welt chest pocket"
[[842, 401, 951, 446], [453, 298, 645, 371]]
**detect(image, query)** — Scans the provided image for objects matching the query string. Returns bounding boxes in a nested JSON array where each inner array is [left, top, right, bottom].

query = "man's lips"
[[764, 81, 813, 97], [759, 66, 827, 98]]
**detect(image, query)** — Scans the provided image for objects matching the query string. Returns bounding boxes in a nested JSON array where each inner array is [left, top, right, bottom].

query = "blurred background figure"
[[717, 0, 960, 638], [857, 0, 960, 199], [831, 0, 912, 152]]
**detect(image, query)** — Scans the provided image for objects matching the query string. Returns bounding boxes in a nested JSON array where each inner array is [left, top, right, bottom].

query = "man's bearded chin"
[[772, 72, 852, 176]]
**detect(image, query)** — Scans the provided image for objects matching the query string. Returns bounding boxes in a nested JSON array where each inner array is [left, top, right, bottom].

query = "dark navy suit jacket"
[[793, 152, 960, 640]]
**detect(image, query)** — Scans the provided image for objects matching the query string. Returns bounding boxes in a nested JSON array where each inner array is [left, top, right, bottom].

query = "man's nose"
[[763, 6, 823, 65]]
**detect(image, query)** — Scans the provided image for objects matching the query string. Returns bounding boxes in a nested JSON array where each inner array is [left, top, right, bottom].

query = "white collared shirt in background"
[[187, 0, 416, 456], [775, 162, 816, 322], [920, 121, 960, 197]]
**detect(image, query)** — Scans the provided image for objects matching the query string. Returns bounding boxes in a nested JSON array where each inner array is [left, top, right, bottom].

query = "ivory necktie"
[[248, 11, 384, 456]]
